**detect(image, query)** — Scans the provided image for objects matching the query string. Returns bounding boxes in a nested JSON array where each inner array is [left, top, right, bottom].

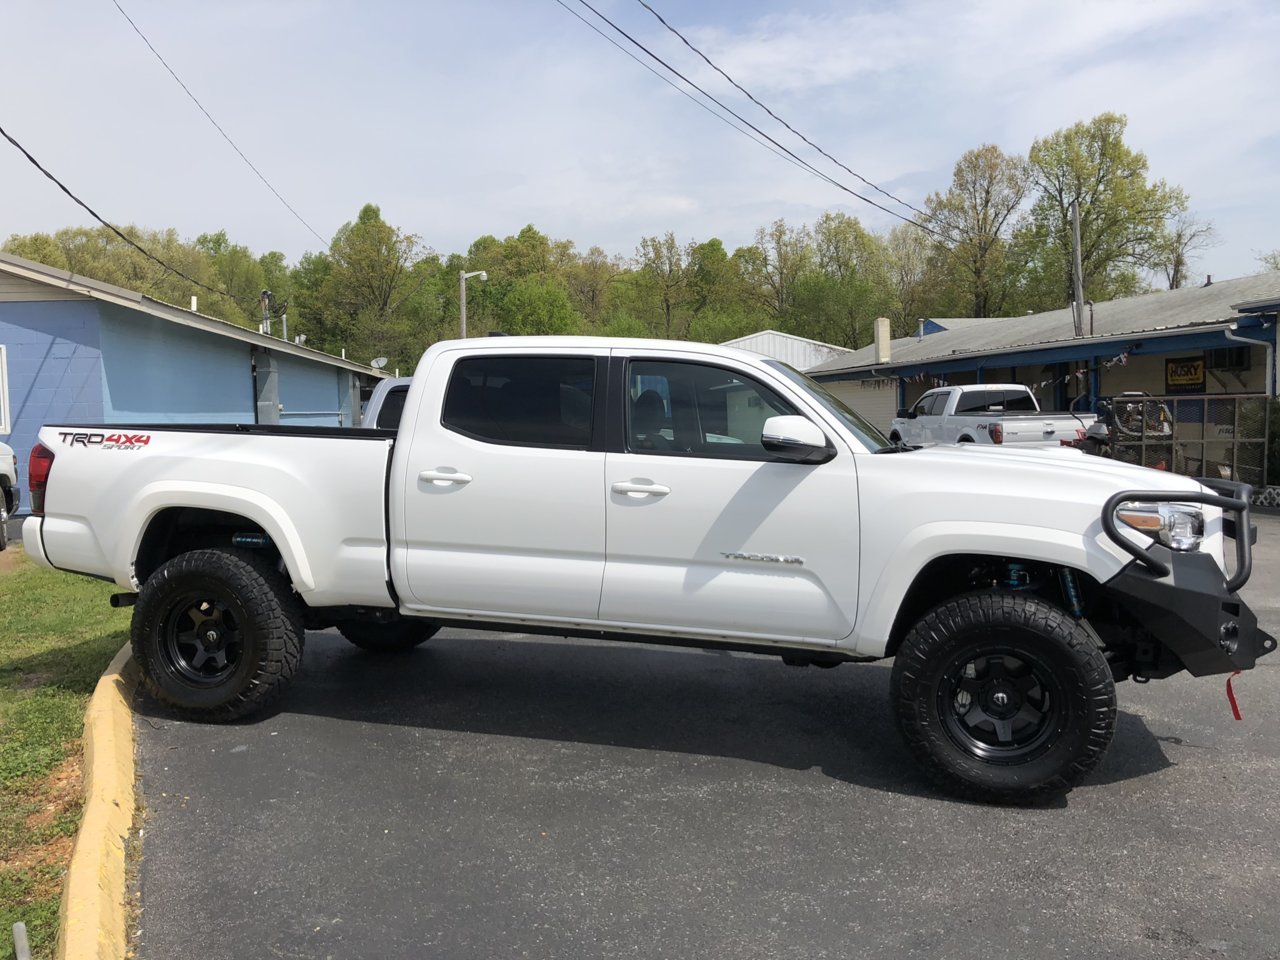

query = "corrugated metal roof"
[[0, 251, 388, 378], [721, 329, 852, 370], [810, 273, 1280, 376]]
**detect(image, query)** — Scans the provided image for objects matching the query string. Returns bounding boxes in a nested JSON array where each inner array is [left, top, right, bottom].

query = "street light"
[[459, 270, 488, 338]]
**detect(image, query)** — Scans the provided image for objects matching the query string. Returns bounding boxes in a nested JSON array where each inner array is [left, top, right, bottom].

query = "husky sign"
[[1165, 356, 1205, 394]]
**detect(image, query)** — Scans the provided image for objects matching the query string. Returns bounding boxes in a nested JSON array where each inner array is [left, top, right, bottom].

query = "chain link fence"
[[1109, 394, 1271, 489]]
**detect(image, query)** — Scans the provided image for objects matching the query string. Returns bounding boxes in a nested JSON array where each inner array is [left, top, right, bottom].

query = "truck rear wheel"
[[338, 620, 440, 652], [891, 592, 1115, 804], [131, 548, 304, 721]]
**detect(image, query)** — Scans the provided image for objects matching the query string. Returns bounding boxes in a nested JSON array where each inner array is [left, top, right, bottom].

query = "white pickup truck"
[[889, 383, 1096, 447], [0, 439, 16, 550], [22, 337, 1274, 803]]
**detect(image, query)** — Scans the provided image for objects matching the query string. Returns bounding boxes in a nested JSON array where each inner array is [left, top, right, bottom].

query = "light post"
[[459, 270, 488, 338]]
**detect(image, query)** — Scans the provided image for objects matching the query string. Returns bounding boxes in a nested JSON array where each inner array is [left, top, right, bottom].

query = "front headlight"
[[1116, 502, 1204, 552]]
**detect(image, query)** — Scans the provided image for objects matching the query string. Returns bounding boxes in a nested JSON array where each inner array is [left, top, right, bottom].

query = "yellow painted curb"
[[56, 643, 136, 960]]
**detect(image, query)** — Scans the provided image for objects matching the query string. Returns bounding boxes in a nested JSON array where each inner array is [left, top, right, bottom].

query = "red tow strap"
[[1226, 671, 1243, 721]]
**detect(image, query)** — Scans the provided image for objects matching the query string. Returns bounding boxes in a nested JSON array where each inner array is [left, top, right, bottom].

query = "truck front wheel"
[[339, 620, 440, 652], [891, 592, 1115, 803], [131, 548, 304, 721]]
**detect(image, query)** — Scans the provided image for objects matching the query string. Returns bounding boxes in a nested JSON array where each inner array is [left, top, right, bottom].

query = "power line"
[[0, 121, 251, 305], [108, 0, 328, 247], [552, 0, 819, 181], [565, 0, 955, 244], [633, 0, 939, 226]]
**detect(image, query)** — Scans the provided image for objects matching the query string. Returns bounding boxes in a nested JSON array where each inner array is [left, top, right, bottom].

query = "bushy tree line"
[[5, 113, 1273, 372]]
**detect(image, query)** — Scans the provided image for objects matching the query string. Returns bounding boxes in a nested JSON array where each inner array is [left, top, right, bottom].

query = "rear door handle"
[[612, 480, 670, 498], [419, 469, 472, 486]]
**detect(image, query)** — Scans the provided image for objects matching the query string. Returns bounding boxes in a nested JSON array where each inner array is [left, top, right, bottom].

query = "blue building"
[[0, 251, 386, 513]]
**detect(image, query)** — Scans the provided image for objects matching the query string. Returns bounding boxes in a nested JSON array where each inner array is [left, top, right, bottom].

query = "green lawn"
[[0, 547, 131, 960]]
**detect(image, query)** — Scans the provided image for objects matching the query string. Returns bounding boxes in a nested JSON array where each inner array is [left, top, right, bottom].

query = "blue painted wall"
[[2, 297, 359, 513], [99, 305, 253, 423], [275, 352, 345, 426], [0, 299, 105, 509]]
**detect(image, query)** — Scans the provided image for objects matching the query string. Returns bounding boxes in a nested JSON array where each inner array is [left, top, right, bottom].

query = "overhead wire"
[[552, 0, 819, 181], [108, 0, 328, 247], [563, 0, 958, 245], [632, 0, 940, 226], [0, 121, 253, 306]]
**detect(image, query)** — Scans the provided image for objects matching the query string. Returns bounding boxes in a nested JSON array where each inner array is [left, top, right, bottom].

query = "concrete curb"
[[56, 643, 136, 960]]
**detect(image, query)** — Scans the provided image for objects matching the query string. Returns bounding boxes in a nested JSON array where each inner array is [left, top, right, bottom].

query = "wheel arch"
[[127, 485, 314, 593], [880, 553, 1104, 660]]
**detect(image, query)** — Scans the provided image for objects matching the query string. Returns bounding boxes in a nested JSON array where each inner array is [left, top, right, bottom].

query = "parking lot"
[[133, 517, 1280, 960]]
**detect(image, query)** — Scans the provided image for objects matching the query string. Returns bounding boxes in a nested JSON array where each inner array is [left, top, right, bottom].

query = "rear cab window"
[[441, 355, 597, 448]]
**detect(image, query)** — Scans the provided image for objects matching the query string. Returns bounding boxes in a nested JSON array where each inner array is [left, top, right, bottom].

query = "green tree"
[[1153, 213, 1216, 289], [788, 213, 893, 347], [740, 219, 812, 320], [311, 203, 439, 367], [925, 145, 1030, 317], [496, 276, 583, 335], [1026, 112, 1186, 306], [635, 233, 692, 338], [2, 232, 68, 269]]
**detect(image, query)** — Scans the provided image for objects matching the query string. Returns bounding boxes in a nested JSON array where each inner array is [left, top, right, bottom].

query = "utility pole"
[[259, 290, 272, 337], [459, 270, 488, 338], [1070, 200, 1085, 338]]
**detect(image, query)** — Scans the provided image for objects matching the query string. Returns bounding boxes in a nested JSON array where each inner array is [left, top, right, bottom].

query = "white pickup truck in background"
[[21, 337, 1274, 803], [889, 383, 1096, 447], [0, 439, 16, 550]]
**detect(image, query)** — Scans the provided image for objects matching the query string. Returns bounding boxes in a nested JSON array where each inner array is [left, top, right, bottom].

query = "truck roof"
[[425, 336, 773, 365]]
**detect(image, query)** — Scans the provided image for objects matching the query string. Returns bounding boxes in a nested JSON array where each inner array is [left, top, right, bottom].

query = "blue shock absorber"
[[1059, 568, 1083, 618]]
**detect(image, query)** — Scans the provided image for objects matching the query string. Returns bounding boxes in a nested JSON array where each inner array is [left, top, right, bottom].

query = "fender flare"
[[850, 520, 1129, 658], [122, 481, 315, 593]]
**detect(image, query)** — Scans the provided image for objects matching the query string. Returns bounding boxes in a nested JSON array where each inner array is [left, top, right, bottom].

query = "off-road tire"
[[339, 620, 440, 652], [131, 548, 304, 721], [891, 591, 1116, 804]]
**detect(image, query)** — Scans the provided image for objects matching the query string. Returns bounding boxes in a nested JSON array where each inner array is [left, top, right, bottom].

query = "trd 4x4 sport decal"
[[57, 432, 152, 451]]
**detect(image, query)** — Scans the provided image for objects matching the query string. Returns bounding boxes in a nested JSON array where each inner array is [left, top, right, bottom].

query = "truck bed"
[[29, 422, 397, 607]]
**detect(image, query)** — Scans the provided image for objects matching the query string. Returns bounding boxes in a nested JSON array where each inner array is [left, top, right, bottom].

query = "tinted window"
[[1002, 390, 1037, 412], [375, 386, 409, 429], [628, 361, 796, 460], [912, 393, 937, 416], [442, 355, 595, 448]]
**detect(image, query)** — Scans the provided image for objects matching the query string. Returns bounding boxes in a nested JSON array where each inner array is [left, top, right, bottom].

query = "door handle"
[[419, 469, 472, 486], [612, 480, 670, 498]]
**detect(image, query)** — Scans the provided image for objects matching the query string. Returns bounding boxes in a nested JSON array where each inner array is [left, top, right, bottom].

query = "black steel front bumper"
[[1101, 479, 1278, 677]]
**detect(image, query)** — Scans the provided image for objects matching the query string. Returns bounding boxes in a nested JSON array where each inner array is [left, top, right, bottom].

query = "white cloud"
[[1, 0, 1276, 280]]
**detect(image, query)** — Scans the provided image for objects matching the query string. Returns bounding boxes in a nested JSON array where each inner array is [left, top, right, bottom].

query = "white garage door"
[[822, 378, 900, 433]]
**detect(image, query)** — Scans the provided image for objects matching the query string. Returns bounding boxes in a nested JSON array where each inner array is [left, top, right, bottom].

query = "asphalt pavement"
[[133, 517, 1280, 960]]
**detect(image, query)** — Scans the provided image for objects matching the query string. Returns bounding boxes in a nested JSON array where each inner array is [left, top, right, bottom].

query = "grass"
[[0, 546, 131, 960]]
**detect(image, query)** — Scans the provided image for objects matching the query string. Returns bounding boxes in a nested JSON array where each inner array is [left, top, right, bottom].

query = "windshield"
[[764, 360, 890, 451]]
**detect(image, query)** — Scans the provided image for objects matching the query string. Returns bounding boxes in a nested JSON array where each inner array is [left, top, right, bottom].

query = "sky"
[[2, 0, 1278, 283]]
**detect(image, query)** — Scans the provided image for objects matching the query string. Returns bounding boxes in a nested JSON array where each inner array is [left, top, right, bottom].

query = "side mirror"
[[896, 407, 909, 419], [761, 416, 834, 464]]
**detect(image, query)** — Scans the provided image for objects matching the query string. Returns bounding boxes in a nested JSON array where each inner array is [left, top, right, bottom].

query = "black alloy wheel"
[[159, 591, 246, 687], [132, 548, 304, 720], [892, 591, 1116, 804], [938, 648, 1063, 764]]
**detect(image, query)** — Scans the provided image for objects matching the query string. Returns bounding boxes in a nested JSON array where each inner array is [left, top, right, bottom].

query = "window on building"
[[441, 355, 596, 448], [626, 360, 797, 460]]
